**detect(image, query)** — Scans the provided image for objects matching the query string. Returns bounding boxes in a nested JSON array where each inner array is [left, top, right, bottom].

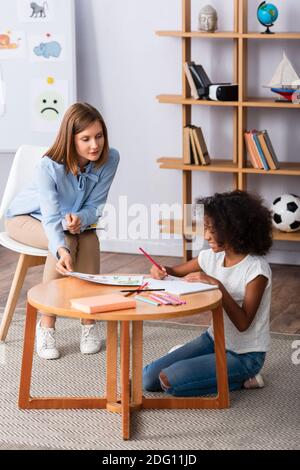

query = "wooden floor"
[[1, 246, 300, 334]]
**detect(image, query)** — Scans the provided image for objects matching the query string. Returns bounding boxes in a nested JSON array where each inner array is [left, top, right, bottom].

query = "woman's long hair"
[[44, 102, 109, 175]]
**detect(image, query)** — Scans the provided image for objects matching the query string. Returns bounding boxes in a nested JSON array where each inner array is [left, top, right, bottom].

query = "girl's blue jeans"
[[143, 330, 266, 397]]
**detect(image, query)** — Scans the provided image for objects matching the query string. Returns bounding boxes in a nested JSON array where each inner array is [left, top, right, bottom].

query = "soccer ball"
[[271, 194, 300, 232]]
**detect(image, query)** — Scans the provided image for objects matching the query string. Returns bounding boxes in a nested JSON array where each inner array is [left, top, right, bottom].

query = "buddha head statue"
[[198, 5, 218, 32]]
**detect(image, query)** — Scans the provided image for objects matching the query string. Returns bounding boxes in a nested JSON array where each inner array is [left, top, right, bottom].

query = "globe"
[[257, 1, 279, 34]]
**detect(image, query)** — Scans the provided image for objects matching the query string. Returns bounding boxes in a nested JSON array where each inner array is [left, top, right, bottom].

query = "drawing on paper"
[[31, 76, 68, 132], [66, 273, 145, 286], [0, 31, 26, 60], [30, 2, 48, 18], [18, 0, 54, 23], [35, 77, 65, 122], [34, 40, 61, 59], [0, 33, 21, 50], [29, 33, 65, 62]]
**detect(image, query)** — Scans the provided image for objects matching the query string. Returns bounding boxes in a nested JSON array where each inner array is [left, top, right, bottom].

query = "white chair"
[[0, 145, 48, 341]]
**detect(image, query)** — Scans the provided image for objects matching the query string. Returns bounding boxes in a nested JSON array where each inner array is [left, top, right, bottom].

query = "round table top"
[[27, 277, 222, 321]]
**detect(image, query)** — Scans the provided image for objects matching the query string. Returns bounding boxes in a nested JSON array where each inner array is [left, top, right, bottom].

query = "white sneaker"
[[168, 344, 184, 354], [80, 323, 102, 354], [244, 373, 264, 389], [36, 320, 60, 360]]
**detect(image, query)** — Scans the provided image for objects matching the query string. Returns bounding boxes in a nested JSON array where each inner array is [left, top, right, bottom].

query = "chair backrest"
[[0, 144, 48, 220]]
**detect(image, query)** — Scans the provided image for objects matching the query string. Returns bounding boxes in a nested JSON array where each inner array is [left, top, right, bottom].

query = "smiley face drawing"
[[36, 90, 65, 121]]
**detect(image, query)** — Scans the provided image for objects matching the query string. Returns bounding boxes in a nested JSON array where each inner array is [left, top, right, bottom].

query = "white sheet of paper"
[[66, 272, 144, 286], [146, 277, 218, 296]]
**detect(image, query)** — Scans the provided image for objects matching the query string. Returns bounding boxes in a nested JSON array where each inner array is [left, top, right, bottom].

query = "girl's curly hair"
[[196, 190, 273, 256]]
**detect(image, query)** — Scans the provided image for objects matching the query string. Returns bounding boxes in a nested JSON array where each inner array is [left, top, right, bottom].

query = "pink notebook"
[[70, 294, 136, 314]]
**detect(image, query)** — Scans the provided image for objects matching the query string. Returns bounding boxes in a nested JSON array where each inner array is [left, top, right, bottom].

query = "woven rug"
[[0, 311, 299, 450]]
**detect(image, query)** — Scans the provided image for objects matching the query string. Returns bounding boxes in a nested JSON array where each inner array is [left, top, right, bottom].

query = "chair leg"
[[0, 254, 43, 341]]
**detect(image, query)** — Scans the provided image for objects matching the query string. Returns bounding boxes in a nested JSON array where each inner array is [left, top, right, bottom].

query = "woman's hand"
[[65, 213, 81, 235], [150, 264, 168, 280], [56, 247, 74, 275], [184, 271, 219, 286]]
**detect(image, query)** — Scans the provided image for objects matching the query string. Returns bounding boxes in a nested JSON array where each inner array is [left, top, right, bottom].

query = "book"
[[183, 126, 193, 164], [189, 126, 200, 165], [252, 132, 270, 170], [249, 130, 264, 169], [189, 63, 212, 97], [262, 130, 280, 169], [183, 62, 200, 100], [244, 132, 260, 169], [70, 293, 136, 314], [192, 127, 211, 165], [257, 132, 279, 170], [146, 277, 218, 296]]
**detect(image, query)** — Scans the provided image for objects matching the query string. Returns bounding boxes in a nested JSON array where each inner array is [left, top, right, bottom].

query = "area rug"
[[0, 311, 299, 450]]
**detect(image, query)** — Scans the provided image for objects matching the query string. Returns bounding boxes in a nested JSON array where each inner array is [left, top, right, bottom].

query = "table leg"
[[131, 321, 143, 408], [106, 321, 118, 405], [120, 321, 130, 440], [212, 303, 230, 408], [19, 302, 37, 408], [19, 303, 106, 410]]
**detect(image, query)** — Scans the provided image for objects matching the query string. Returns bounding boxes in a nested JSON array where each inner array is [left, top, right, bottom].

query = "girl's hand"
[[56, 247, 74, 275], [184, 271, 219, 286], [65, 213, 81, 235], [150, 264, 168, 280]]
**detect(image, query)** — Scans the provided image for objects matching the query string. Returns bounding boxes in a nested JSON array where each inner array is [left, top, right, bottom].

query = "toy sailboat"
[[265, 52, 300, 102]]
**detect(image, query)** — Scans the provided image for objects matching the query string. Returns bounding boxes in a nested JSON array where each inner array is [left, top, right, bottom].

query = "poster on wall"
[[0, 30, 26, 60], [31, 76, 68, 132], [18, 0, 55, 23], [29, 33, 66, 62]]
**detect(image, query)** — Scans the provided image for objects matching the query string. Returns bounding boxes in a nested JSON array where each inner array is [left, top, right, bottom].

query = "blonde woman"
[[5, 103, 120, 359]]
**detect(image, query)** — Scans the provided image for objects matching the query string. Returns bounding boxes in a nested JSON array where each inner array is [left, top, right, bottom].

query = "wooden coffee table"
[[19, 277, 229, 440]]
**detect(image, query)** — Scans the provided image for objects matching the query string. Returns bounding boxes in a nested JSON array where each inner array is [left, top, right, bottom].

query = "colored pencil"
[[139, 247, 164, 271], [136, 296, 160, 306], [121, 288, 166, 293]]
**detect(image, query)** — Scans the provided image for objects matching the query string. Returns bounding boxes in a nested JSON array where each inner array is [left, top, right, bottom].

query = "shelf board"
[[157, 94, 238, 107], [157, 158, 239, 173], [156, 31, 300, 40], [243, 98, 300, 108], [273, 228, 300, 242], [157, 95, 300, 108], [244, 32, 300, 39], [243, 162, 300, 176], [156, 30, 239, 38]]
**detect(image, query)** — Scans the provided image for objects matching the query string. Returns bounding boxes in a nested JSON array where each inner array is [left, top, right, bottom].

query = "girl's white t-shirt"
[[198, 249, 272, 354]]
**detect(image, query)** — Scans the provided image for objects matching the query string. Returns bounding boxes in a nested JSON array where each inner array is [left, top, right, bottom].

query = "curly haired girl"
[[143, 190, 273, 396]]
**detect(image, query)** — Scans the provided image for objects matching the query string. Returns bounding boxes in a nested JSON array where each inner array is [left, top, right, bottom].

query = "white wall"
[[1, 0, 299, 264], [74, 0, 300, 264]]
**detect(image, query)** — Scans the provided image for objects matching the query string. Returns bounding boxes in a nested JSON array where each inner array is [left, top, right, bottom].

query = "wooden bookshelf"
[[156, 0, 300, 258]]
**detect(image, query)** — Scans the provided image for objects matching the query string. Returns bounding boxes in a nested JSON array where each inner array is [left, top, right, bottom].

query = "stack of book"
[[244, 130, 280, 171], [183, 61, 211, 100], [183, 125, 211, 165]]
